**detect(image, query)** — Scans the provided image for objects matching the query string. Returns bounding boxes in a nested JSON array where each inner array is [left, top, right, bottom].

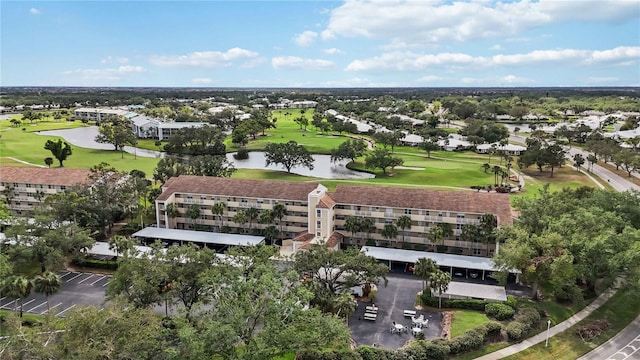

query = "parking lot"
[[0, 271, 110, 317]]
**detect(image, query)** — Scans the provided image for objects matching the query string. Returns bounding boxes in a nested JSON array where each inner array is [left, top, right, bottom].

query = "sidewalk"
[[475, 286, 618, 360]]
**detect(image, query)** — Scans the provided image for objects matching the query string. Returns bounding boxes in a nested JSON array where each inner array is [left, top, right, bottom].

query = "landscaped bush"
[[485, 302, 516, 320], [483, 321, 504, 336], [506, 321, 528, 341], [356, 346, 394, 360], [447, 327, 487, 354], [421, 292, 488, 311], [72, 258, 118, 270], [505, 295, 518, 310], [297, 349, 363, 360], [234, 149, 249, 160]]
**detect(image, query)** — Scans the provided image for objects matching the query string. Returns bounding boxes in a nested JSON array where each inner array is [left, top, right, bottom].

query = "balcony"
[[355, 211, 371, 217], [424, 215, 443, 222]]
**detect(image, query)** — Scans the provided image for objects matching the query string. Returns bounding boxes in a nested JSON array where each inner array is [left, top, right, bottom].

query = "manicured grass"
[[517, 298, 586, 326], [0, 157, 34, 166], [450, 310, 492, 338], [503, 288, 640, 360], [512, 166, 601, 200], [0, 119, 160, 175], [452, 342, 510, 360]]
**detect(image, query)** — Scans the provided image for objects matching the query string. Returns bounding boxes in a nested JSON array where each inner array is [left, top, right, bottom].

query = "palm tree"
[[165, 203, 179, 228], [109, 235, 135, 258], [429, 270, 452, 309], [271, 204, 288, 238], [186, 204, 201, 229], [482, 163, 490, 173], [587, 154, 598, 172], [492, 165, 502, 187], [263, 225, 279, 245], [259, 209, 274, 226], [2, 276, 34, 317], [397, 215, 411, 243], [414, 258, 438, 290], [33, 272, 61, 311], [333, 292, 356, 325], [344, 216, 361, 243], [361, 218, 376, 243], [211, 202, 226, 230], [245, 207, 260, 232], [427, 226, 444, 252], [381, 224, 398, 244], [233, 210, 248, 233]]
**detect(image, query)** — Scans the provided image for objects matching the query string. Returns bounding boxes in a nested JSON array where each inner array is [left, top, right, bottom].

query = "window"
[[473, 248, 482, 255], [26, 184, 32, 188], [60, 186, 66, 190], [316, 220, 321, 229], [356, 206, 361, 211], [457, 214, 465, 219], [316, 209, 321, 217], [404, 209, 411, 215], [437, 212, 443, 217]]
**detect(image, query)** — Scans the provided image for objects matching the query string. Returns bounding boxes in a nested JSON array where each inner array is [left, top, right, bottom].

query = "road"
[[0, 271, 110, 317], [578, 315, 640, 360]]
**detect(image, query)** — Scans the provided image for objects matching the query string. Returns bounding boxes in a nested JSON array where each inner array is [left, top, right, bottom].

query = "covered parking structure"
[[132, 227, 264, 253], [436, 282, 507, 301], [85, 241, 242, 265], [361, 246, 519, 283]]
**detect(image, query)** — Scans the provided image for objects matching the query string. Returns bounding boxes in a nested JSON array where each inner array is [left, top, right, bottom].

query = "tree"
[[187, 155, 236, 177], [344, 216, 362, 242], [492, 165, 503, 186], [233, 210, 248, 233], [573, 153, 585, 172], [361, 217, 376, 242], [330, 139, 367, 163], [587, 154, 598, 172], [373, 131, 403, 152], [245, 207, 260, 231], [186, 204, 201, 229], [397, 215, 412, 243], [2, 276, 33, 317], [153, 156, 187, 184], [165, 202, 179, 228], [95, 120, 137, 158], [108, 235, 136, 258], [364, 149, 404, 175], [33, 272, 61, 311], [271, 203, 288, 239], [429, 270, 451, 308], [293, 243, 388, 314], [211, 202, 226, 230], [482, 163, 491, 173], [265, 141, 315, 174], [421, 139, 440, 158], [414, 258, 439, 290], [614, 149, 640, 177], [381, 224, 398, 242], [544, 144, 566, 177], [428, 226, 444, 252], [44, 139, 72, 167], [44, 157, 53, 168]]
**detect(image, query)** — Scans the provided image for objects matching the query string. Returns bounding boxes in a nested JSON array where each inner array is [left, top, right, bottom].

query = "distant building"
[[73, 108, 130, 123], [0, 167, 92, 215], [476, 143, 527, 156]]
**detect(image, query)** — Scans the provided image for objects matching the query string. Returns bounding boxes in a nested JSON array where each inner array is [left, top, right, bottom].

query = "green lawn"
[[450, 310, 492, 338], [452, 342, 510, 360], [503, 288, 640, 360], [512, 166, 602, 200], [0, 119, 160, 175]]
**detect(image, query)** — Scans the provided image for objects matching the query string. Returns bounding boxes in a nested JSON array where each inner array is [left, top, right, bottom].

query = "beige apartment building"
[[0, 167, 91, 215], [156, 176, 513, 258]]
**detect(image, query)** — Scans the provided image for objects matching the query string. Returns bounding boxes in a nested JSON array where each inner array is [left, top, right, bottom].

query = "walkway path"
[[4, 157, 46, 168], [475, 285, 619, 360]]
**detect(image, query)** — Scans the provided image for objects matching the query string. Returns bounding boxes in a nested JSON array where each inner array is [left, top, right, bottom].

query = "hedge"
[[297, 349, 363, 360], [72, 258, 118, 270], [506, 321, 528, 341], [357, 346, 394, 360], [506, 307, 542, 341], [485, 303, 516, 320]]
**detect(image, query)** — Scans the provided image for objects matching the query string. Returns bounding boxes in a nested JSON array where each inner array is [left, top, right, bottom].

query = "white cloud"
[[323, 0, 639, 46], [150, 48, 259, 67], [323, 48, 343, 55], [489, 44, 502, 51], [29, 8, 40, 15], [415, 75, 447, 83], [294, 31, 318, 47], [271, 56, 335, 70], [501, 75, 534, 84], [239, 56, 267, 69], [345, 46, 640, 72], [100, 56, 129, 64], [585, 76, 619, 84], [63, 65, 145, 81], [192, 78, 214, 84]]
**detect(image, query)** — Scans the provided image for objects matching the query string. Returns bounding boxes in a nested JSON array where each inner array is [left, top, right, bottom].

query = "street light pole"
[[545, 319, 551, 347]]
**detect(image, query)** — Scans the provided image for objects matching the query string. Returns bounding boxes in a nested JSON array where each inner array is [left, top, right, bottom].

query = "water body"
[[37, 127, 373, 179]]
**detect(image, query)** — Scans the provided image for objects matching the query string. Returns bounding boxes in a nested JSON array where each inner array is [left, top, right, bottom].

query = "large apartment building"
[[156, 176, 513, 258], [0, 167, 91, 215]]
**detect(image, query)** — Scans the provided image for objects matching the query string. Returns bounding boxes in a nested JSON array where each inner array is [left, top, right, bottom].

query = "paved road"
[[0, 271, 109, 316]]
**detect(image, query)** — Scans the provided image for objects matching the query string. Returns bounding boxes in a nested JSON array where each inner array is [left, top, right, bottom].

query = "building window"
[[316, 209, 321, 217], [457, 214, 465, 219], [316, 220, 321, 229], [60, 186, 66, 190], [404, 209, 411, 215], [473, 248, 482, 255], [316, 231, 321, 237], [26, 184, 32, 188]]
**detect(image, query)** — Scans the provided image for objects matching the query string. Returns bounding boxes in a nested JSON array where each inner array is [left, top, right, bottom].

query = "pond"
[[37, 126, 374, 179]]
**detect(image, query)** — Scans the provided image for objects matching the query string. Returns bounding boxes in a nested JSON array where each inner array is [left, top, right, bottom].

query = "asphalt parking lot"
[[349, 273, 442, 349], [0, 271, 110, 317]]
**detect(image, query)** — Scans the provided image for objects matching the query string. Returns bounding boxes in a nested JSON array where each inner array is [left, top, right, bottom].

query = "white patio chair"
[[411, 314, 424, 326], [421, 319, 429, 328]]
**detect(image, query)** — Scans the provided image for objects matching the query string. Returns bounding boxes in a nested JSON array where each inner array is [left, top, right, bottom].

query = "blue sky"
[[2, 0, 639, 87]]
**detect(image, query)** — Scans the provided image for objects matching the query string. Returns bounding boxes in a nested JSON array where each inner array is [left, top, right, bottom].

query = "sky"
[[1, 0, 639, 88]]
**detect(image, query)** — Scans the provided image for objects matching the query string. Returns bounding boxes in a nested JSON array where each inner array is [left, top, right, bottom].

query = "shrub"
[[448, 327, 487, 354], [356, 346, 394, 360], [72, 258, 118, 270], [234, 149, 249, 160], [505, 295, 518, 310], [368, 289, 377, 302], [485, 302, 515, 320], [517, 307, 541, 328], [506, 321, 528, 341], [421, 292, 488, 310], [483, 321, 504, 336], [154, 140, 162, 147], [298, 349, 363, 360]]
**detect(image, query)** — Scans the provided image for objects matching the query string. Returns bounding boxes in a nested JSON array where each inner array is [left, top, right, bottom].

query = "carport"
[[436, 282, 507, 301], [132, 227, 264, 253], [361, 246, 519, 283]]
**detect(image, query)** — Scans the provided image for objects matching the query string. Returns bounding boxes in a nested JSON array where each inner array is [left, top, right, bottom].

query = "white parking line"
[[0, 301, 16, 310], [66, 273, 83, 282], [610, 335, 640, 360], [21, 299, 37, 308], [102, 281, 110, 287], [77, 274, 95, 284], [59, 271, 71, 278], [90, 275, 106, 285], [40, 303, 62, 315], [26, 301, 49, 313], [56, 304, 76, 317]]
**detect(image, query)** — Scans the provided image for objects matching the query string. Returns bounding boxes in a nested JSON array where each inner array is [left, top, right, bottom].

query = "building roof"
[[476, 143, 527, 152], [438, 281, 507, 301], [329, 185, 513, 226], [317, 194, 336, 209], [157, 176, 320, 202], [132, 227, 264, 246], [157, 122, 208, 129], [360, 246, 506, 272], [0, 166, 91, 186]]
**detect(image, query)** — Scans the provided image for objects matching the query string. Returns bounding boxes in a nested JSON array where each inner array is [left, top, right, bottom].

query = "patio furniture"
[[403, 309, 416, 317], [420, 319, 429, 328], [363, 312, 377, 321], [365, 305, 378, 313], [411, 327, 422, 336], [411, 314, 424, 326], [393, 323, 404, 334]]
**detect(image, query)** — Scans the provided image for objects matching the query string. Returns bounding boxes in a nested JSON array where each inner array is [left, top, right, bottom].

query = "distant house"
[[400, 133, 424, 146], [495, 115, 515, 121], [438, 134, 472, 151], [476, 143, 527, 156]]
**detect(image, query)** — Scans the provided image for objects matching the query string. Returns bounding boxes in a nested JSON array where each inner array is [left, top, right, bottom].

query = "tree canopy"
[[44, 139, 72, 167], [264, 141, 314, 173]]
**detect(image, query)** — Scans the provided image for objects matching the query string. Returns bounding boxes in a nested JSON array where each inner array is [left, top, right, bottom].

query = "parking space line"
[[90, 275, 106, 285], [26, 301, 48, 313], [21, 299, 37, 308], [102, 280, 110, 287], [59, 271, 71, 278], [56, 304, 77, 317], [0, 301, 16, 310], [66, 273, 83, 282], [40, 303, 62, 315], [77, 274, 95, 284]]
